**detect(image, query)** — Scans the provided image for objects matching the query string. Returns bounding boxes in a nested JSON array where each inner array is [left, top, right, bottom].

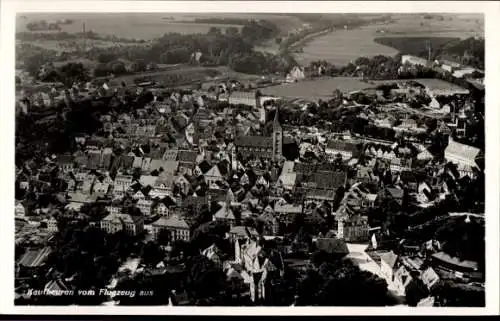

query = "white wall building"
[[444, 138, 481, 178]]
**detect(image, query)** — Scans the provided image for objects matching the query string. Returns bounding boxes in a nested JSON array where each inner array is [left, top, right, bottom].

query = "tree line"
[[20, 19, 294, 80]]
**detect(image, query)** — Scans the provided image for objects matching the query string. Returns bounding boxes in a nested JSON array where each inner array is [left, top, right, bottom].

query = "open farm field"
[[17, 13, 302, 40], [179, 13, 305, 34], [295, 13, 483, 66], [294, 25, 400, 66], [378, 13, 483, 37], [371, 78, 469, 94], [17, 13, 243, 40], [105, 65, 261, 88], [17, 39, 142, 53], [261, 77, 376, 99]]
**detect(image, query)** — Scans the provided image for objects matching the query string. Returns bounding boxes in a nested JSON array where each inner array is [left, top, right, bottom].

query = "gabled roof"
[[445, 139, 481, 164], [153, 215, 190, 229], [163, 149, 179, 161], [137, 199, 153, 205], [177, 150, 198, 163], [235, 136, 272, 148], [305, 209, 327, 224], [67, 192, 96, 204], [437, 122, 452, 134], [217, 160, 231, 177], [102, 212, 144, 224], [386, 187, 404, 199], [197, 160, 212, 174], [139, 175, 158, 187], [274, 202, 302, 214], [310, 171, 345, 190], [258, 210, 277, 223], [183, 195, 208, 208], [229, 91, 257, 100], [214, 206, 235, 220], [202, 243, 222, 262], [155, 171, 175, 188], [149, 159, 178, 173], [45, 279, 73, 292], [380, 251, 398, 269], [152, 195, 176, 208], [205, 164, 223, 179]]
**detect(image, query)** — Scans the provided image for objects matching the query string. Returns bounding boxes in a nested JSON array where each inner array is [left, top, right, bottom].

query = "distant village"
[[14, 48, 485, 307]]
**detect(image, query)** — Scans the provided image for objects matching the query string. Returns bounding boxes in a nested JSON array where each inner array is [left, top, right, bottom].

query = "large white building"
[[401, 55, 430, 67], [286, 66, 306, 83], [444, 138, 481, 178], [100, 213, 145, 236], [229, 91, 259, 108]]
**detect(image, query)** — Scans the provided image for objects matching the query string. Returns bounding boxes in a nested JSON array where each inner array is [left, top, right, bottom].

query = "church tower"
[[456, 109, 467, 138], [231, 143, 238, 173], [272, 107, 283, 161], [260, 104, 267, 125]]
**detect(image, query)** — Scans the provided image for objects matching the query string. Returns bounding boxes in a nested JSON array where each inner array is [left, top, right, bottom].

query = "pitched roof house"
[[444, 138, 481, 177], [100, 213, 145, 235], [204, 164, 224, 186], [151, 215, 193, 242]]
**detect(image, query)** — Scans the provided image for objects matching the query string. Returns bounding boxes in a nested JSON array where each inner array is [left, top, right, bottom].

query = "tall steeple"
[[273, 107, 282, 131], [260, 103, 266, 124], [272, 107, 283, 161], [225, 188, 234, 210]]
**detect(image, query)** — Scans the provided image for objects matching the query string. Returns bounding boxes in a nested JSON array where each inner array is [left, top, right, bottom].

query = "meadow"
[[103, 65, 261, 88], [261, 77, 377, 99], [372, 78, 469, 94], [294, 13, 483, 66], [18, 19, 242, 40], [16, 13, 302, 40]]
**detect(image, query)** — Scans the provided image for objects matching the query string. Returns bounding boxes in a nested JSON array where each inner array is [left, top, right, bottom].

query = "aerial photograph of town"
[[14, 10, 485, 307]]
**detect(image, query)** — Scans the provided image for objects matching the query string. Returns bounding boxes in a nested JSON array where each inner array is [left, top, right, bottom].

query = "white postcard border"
[[1, 0, 498, 315]]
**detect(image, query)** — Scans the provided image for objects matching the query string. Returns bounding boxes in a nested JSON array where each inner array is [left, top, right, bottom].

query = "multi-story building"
[[151, 215, 192, 242], [337, 214, 370, 242], [114, 174, 133, 191], [401, 55, 430, 67], [444, 138, 481, 178], [325, 139, 359, 160], [235, 108, 283, 161], [228, 91, 260, 108], [100, 213, 145, 236], [46, 217, 59, 233], [151, 172, 175, 198], [154, 201, 170, 217], [137, 199, 153, 216]]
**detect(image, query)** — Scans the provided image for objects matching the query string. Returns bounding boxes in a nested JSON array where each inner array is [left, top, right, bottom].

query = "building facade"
[[235, 108, 283, 161], [100, 213, 145, 236]]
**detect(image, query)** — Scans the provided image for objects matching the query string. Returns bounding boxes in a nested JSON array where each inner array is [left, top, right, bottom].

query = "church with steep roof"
[[234, 108, 283, 161]]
